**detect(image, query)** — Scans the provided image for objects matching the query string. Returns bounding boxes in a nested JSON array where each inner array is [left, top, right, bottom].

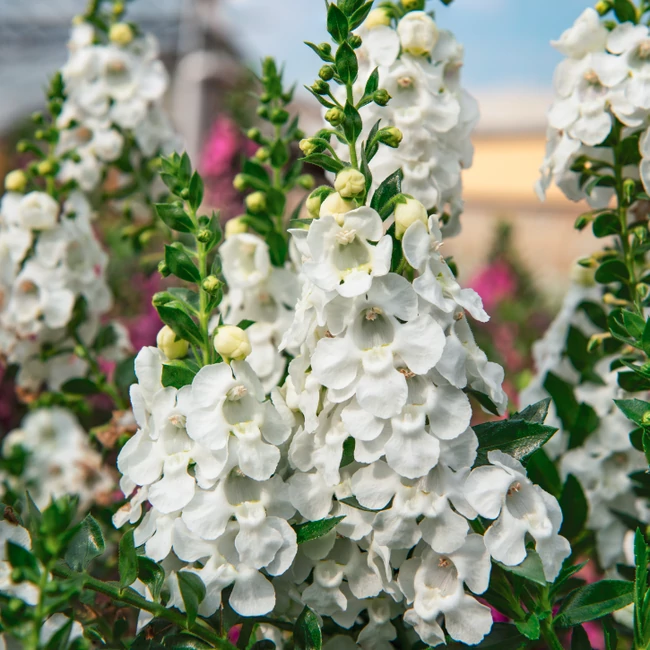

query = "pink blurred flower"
[[227, 625, 241, 644], [470, 260, 518, 312]]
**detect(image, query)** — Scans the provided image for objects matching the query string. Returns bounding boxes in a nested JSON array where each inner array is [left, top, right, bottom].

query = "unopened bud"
[[574, 213, 592, 231], [180, 188, 190, 200], [233, 174, 248, 192], [158, 260, 171, 277], [311, 80, 330, 95], [247, 127, 262, 143], [152, 292, 173, 306], [637, 283, 650, 299], [401, 0, 426, 10], [214, 325, 252, 362], [571, 261, 596, 286], [202, 275, 222, 295], [603, 292, 628, 306], [318, 42, 332, 56], [197, 228, 212, 243], [319, 65, 335, 81], [320, 191, 356, 223], [623, 178, 636, 204], [256, 106, 269, 119], [325, 107, 345, 126], [349, 34, 362, 49], [270, 108, 289, 125], [298, 174, 315, 190], [246, 191, 267, 214], [395, 196, 428, 239], [365, 8, 391, 29], [642, 411, 650, 425], [225, 216, 248, 239], [31, 111, 44, 124], [398, 11, 439, 56], [10, 568, 25, 584], [587, 332, 611, 353], [157, 325, 189, 360], [36, 160, 54, 176], [254, 147, 271, 162], [4, 170, 27, 193], [377, 127, 403, 148], [373, 89, 391, 107], [306, 187, 333, 218], [260, 92, 272, 104], [595, 0, 612, 15], [109, 22, 134, 46], [299, 139, 319, 156], [334, 168, 366, 198]]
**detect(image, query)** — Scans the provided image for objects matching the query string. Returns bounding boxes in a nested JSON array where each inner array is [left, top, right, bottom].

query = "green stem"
[[52, 565, 236, 649], [28, 564, 51, 649], [540, 617, 564, 650], [237, 619, 255, 649], [346, 84, 359, 170]]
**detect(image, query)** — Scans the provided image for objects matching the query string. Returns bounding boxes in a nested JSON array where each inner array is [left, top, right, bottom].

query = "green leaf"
[[165, 245, 201, 284], [642, 318, 650, 357], [271, 139, 290, 168], [615, 398, 650, 426], [515, 614, 540, 641], [119, 530, 138, 589], [155, 203, 195, 234], [544, 371, 579, 431], [6, 540, 40, 580], [623, 309, 646, 340], [556, 580, 635, 627], [294, 606, 322, 650], [179, 152, 192, 184], [370, 169, 403, 216], [474, 418, 557, 466], [340, 0, 364, 15], [161, 360, 198, 389], [138, 556, 165, 601], [237, 319, 256, 330], [266, 187, 287, 218], [336, 42, 358, 85], [250, 642, 276, 650], [60, 377, 100, 396], [570, 403, 600, 449], [304, 41, 334, 63], [266, 230, 289, 267], [497, 550, 547, 587], [619, 370, 650, 393], [614, 0, 639, 23], [592, 212, 621, 238], [342, 101, 362, 145], [300, 153, 345, 174], [115, 355, 137, 399], [44, 618, 73, 650], [294, 516, 345, 544], [364, 67, 379, 98], [64, 515, 105, 571], [634, 528, 648, 642], [513, 398, 551, 424], [188, 172, 204, 212], [595, 259, 630, 285], [468, 389, 501, 416], [156, 303, 203, 348], [578, 301, 608, 330], [177, 571, 206, 627], [327, 3, 349, 43], [559, 475, 588, 541], [349, 0, 374, 29], [604, 618, 618, 650], [571, 625, 592, 650], [526, 449, 562, 498]]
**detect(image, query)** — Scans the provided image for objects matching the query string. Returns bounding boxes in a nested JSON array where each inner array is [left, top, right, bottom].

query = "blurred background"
[[0, 0, 604, 404]]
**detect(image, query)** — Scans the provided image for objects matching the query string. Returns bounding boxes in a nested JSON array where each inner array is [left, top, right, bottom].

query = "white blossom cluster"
[[0, 188, 120, 392], [271, 196, 568, 646], [333, 9, 479, 236], [218, 232, 300, 392], [0, 407, 114, 512], [520, 275, 649, 570], [537, 7, 650, 203], [58, 18, 177, 196]]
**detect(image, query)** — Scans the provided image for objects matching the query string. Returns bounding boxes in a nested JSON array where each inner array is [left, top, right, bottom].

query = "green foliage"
[[64, 515, 105, 572], [294, 606, 322, 650], [294, 516, 345, 544], [555, 580, 635, 627]]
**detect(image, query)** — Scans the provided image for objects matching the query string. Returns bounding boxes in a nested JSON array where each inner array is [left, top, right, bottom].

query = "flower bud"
[[254, 147, 271, 162], [311, 80, 330, 95], [299, 139, 319, 156], [298, 174, 315, 190], [233, 174, 248, 191], [225, 216, 248, 238], [270, 108, 289, 125], [320, 191, 356, 223], [595, 0, 612, 15], [365, 8, 391, 29], [319, 65, 335, 81], [377, 127, 403, 148], [247, 127, 262, 143], [349, 34, 363, 49], [623, 178, 636, 204], [306, 187, 333, 218], [152, 291, 174, 306], [574, 213, 592, 231], [571, 261, 596, 287], [202, 275, 222, 295], [373, 89, 391, 107], [257, 106, 269, 119], [397, 11, 439, 56], [158, 260, 171, 277], [642, 411, 650, 426], [318, 42, 332, 56], [157, 325, 189, 360], [36, 160, 55, 176], [395, 197, 428, 239], [402, 0, 425, 9], [4, 170, 27, 193], [325, 107, 345, 126], [245, 191, 267, 214], [260, 92, 272, 104], [180, 188, 190, 200], [334, 168, 366, 198], [197, 228, 212, 243], [109, 22, 135, 46], [214, 325, 252, 362]]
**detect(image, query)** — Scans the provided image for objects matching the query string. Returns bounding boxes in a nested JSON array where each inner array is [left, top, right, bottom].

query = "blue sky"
[[219, 0, 594, 93]]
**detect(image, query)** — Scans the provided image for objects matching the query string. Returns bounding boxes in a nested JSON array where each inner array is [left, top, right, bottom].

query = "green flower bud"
[[202, 275, 222, 295], [36, 160, 55, 176], [109, 22, 134, 46], [197, 228, 212, 243], [257, 106, 270, 119], [31, 111, 44, 124], [373, 89, 391, 107], [157, 325, 188, 360], [260, 92, 272, 104], [299, 139, 319, 156], [233, 174, 248, 192], [349, 34, 362, 49], [319, 65, 335, 81], [377, 127, 403, 148], [294, 129, 306, 141], [311, 80, 330, 95], [254, 147, 271, 162], [595, 0, 612, 15], [246, 191, 267, 214], [623, 178, 636, 204], [306, 187, 333, 218], [334, 168, 367, 198], [4, 170, 28, 193], [574, 214, 592, 231], [180, 188, 190, 200], [298, 174, 316, 190], [152, 291, 173, 306], [10, 568, 25, 584], [158, 260, 171, 277], [247, 127, 262, 143], [325, 107, 345, 126], [270, 108, 289, 125], [318, 42, 332, 56], [8, 597, 25, 613], [401, 0, 425, 10]]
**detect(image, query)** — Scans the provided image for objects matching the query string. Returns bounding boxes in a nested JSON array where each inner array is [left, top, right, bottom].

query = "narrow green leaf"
[[138, 556, 165, 601], [336, 42, 358, 85], [526, 449, 562, 498], [271, 140, 290, 168], [177, 571, 206, 627], [556, 580, 635, 627], [623, 309, 646, 340], [165, 245, 201, 284], [64, 515, 105, 571], [327, 3, 349, 43], [60, 378, 100, 396], [300, 153, 345, 174], [44, 618, 73, 650], [615, 398, 650, 426], [342, 101, 362, 145], [188, 171, 204, 212], [634, 528, 649, 641], [544, 371, 579, 431], [571, 625, 592, 650], [603, 618, 618, 650], [294, 516, 345, 544], [559, 475, 588, 541], [349, 0, 374, 29], [155, 203, 195, 233], [364, 67, 379, 98], [513, 398, 551, 425], [6, 540, 40, 579], [304, 41, 334, 63], [294, 606, 322, 650], [118, 530, 138, 589], [156, 303, 203, 348], [370, 168, 403, 216]]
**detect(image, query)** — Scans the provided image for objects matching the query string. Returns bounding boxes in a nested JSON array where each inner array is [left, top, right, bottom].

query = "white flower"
[[397, 12, 439, 57], [17, 192, 59, 231], [465, 451, 571, 581], [221, 233, 272, 290], [552, 8, 608, 58], [214, 325, 252, 362]]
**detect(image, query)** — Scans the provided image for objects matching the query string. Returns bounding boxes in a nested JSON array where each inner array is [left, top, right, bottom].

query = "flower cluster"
[[329, 7, 479, 236], [537, 6, 650, 204], [114, 345, 296, 617]]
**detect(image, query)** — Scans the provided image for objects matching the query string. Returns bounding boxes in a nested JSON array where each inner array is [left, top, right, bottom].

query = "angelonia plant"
[[4, 0, 650, 649]]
